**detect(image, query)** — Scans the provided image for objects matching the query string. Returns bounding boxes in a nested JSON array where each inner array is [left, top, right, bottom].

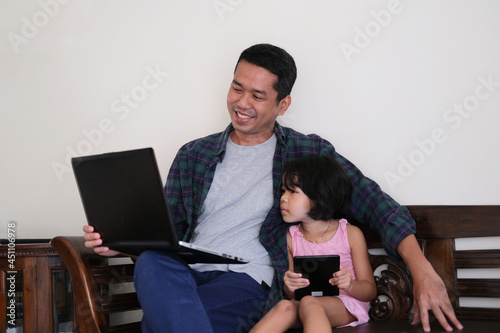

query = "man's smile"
[[236, 111, 252, 119]]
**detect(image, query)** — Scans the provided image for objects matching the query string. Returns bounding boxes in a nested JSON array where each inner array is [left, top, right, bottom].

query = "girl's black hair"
[[282, 155, 352, 220]]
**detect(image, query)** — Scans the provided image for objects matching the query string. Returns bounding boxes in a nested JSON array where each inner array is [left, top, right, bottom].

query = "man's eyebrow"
[[252, 88, 267, 96], [232, 79, 267, 96]]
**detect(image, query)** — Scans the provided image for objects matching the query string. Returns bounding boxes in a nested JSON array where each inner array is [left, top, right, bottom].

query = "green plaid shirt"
[[165, 122, 415, 311]]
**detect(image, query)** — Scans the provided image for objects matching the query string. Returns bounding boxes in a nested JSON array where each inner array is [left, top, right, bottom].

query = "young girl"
[[251, 156, 376, 333]]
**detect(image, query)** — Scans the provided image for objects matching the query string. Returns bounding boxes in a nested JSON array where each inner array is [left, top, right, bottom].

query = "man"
[[84, 44, 462, 332]]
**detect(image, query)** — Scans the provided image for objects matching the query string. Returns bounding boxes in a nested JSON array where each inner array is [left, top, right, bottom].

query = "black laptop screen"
[[72, 148, 177, 246]]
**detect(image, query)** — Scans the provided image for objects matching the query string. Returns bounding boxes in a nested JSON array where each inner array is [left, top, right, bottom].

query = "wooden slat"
[[348, 205, 500, 242], [408, 205, 500, 239], [454, 250, 500, 268], [108, 321, 142, 333], [100, 292, 141, 313], [456, 307, 500, 321], [457, 279, 500, 298], [92, 264, 135, 284]]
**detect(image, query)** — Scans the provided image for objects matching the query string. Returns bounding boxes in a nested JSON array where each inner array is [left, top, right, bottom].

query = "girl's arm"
[[332, 224, 376, 302], [283, 230, 309, 299], [283, 231, 296, 299]]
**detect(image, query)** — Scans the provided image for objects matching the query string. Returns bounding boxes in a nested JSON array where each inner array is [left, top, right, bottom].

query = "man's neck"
[[229, 129, 274, 146]]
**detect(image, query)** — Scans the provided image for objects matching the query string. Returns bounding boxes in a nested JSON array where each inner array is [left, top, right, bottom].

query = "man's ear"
[[278, 95, 292, 116]]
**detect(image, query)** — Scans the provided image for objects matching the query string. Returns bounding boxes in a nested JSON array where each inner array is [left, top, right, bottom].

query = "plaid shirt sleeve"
[[334, 152, 416, 259], [165, 150, 191, 240], [164, 129, 228, 241]]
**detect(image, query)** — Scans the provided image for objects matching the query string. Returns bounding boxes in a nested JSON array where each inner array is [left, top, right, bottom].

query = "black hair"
[[236, 43, 297, 103], [282, 155, 352, 220]]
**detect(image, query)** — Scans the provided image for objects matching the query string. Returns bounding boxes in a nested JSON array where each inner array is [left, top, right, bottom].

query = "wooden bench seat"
[[50, 205, 500, 332]]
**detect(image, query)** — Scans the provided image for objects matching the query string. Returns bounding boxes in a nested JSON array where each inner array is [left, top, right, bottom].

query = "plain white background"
[[1, 0, 499, 246]]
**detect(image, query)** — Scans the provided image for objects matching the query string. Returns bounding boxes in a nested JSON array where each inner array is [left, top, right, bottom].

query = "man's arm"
[[397, 235, 463, 332], [324, 146, 461, 331]]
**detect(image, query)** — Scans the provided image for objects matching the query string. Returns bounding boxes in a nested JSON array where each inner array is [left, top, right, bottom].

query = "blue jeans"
[[134, 250, 268, 333]]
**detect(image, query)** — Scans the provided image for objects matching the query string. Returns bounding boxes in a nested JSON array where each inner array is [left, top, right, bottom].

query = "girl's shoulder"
[[344, 221, 360, 232], [341, 218, 360, 232], [343, 220, 366, 244]]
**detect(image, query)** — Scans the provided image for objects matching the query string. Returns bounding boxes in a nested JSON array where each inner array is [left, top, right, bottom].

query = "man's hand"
[[411, 264, 463, 332], [398, 235, 463, 332], [83, 225, 120, 257]]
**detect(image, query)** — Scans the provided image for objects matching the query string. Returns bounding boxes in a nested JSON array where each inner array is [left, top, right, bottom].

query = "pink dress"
[[289, 219, 370, 327]]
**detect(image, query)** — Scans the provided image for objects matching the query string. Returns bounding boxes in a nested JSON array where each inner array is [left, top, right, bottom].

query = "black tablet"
[[293, 255, 340, 300]]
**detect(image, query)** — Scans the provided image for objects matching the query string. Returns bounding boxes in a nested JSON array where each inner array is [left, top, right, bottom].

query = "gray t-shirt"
[[190, 134, 276, 286]]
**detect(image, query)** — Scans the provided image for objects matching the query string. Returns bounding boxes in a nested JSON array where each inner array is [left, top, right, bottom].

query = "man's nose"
[[236, 92, 252, 109]]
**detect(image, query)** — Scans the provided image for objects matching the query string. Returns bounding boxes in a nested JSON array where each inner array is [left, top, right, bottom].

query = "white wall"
[[1, 0, 500, 239]]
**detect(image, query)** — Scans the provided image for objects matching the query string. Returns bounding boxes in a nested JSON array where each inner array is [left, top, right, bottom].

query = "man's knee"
[[135, 250, 162, 272], [135, 250, 185, 278]]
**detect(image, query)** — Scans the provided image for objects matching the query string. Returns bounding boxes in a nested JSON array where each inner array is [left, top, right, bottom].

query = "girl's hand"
[[330, 267, 352, 291], [284, 270, 309, 294]]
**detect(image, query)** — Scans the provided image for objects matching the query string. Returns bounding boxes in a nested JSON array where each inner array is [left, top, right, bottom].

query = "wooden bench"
[[50, 205, 500, 332]]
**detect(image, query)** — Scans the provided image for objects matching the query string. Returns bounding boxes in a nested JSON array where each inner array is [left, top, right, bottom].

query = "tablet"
[[293, 255, 340, 300]]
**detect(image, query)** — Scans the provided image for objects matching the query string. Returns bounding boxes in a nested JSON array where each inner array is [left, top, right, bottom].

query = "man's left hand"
[[411, 262, 463, 332]]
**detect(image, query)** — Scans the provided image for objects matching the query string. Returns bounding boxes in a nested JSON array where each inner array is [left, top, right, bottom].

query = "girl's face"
[[280, 184, 313, 223]]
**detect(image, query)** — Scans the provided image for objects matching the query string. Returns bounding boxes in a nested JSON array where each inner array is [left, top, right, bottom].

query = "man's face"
[[227, 60, 290, 145]]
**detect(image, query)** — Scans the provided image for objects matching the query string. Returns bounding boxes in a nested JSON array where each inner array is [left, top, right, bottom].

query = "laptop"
[[71, 147, 248, 264], [293, 255, 340, 300]]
